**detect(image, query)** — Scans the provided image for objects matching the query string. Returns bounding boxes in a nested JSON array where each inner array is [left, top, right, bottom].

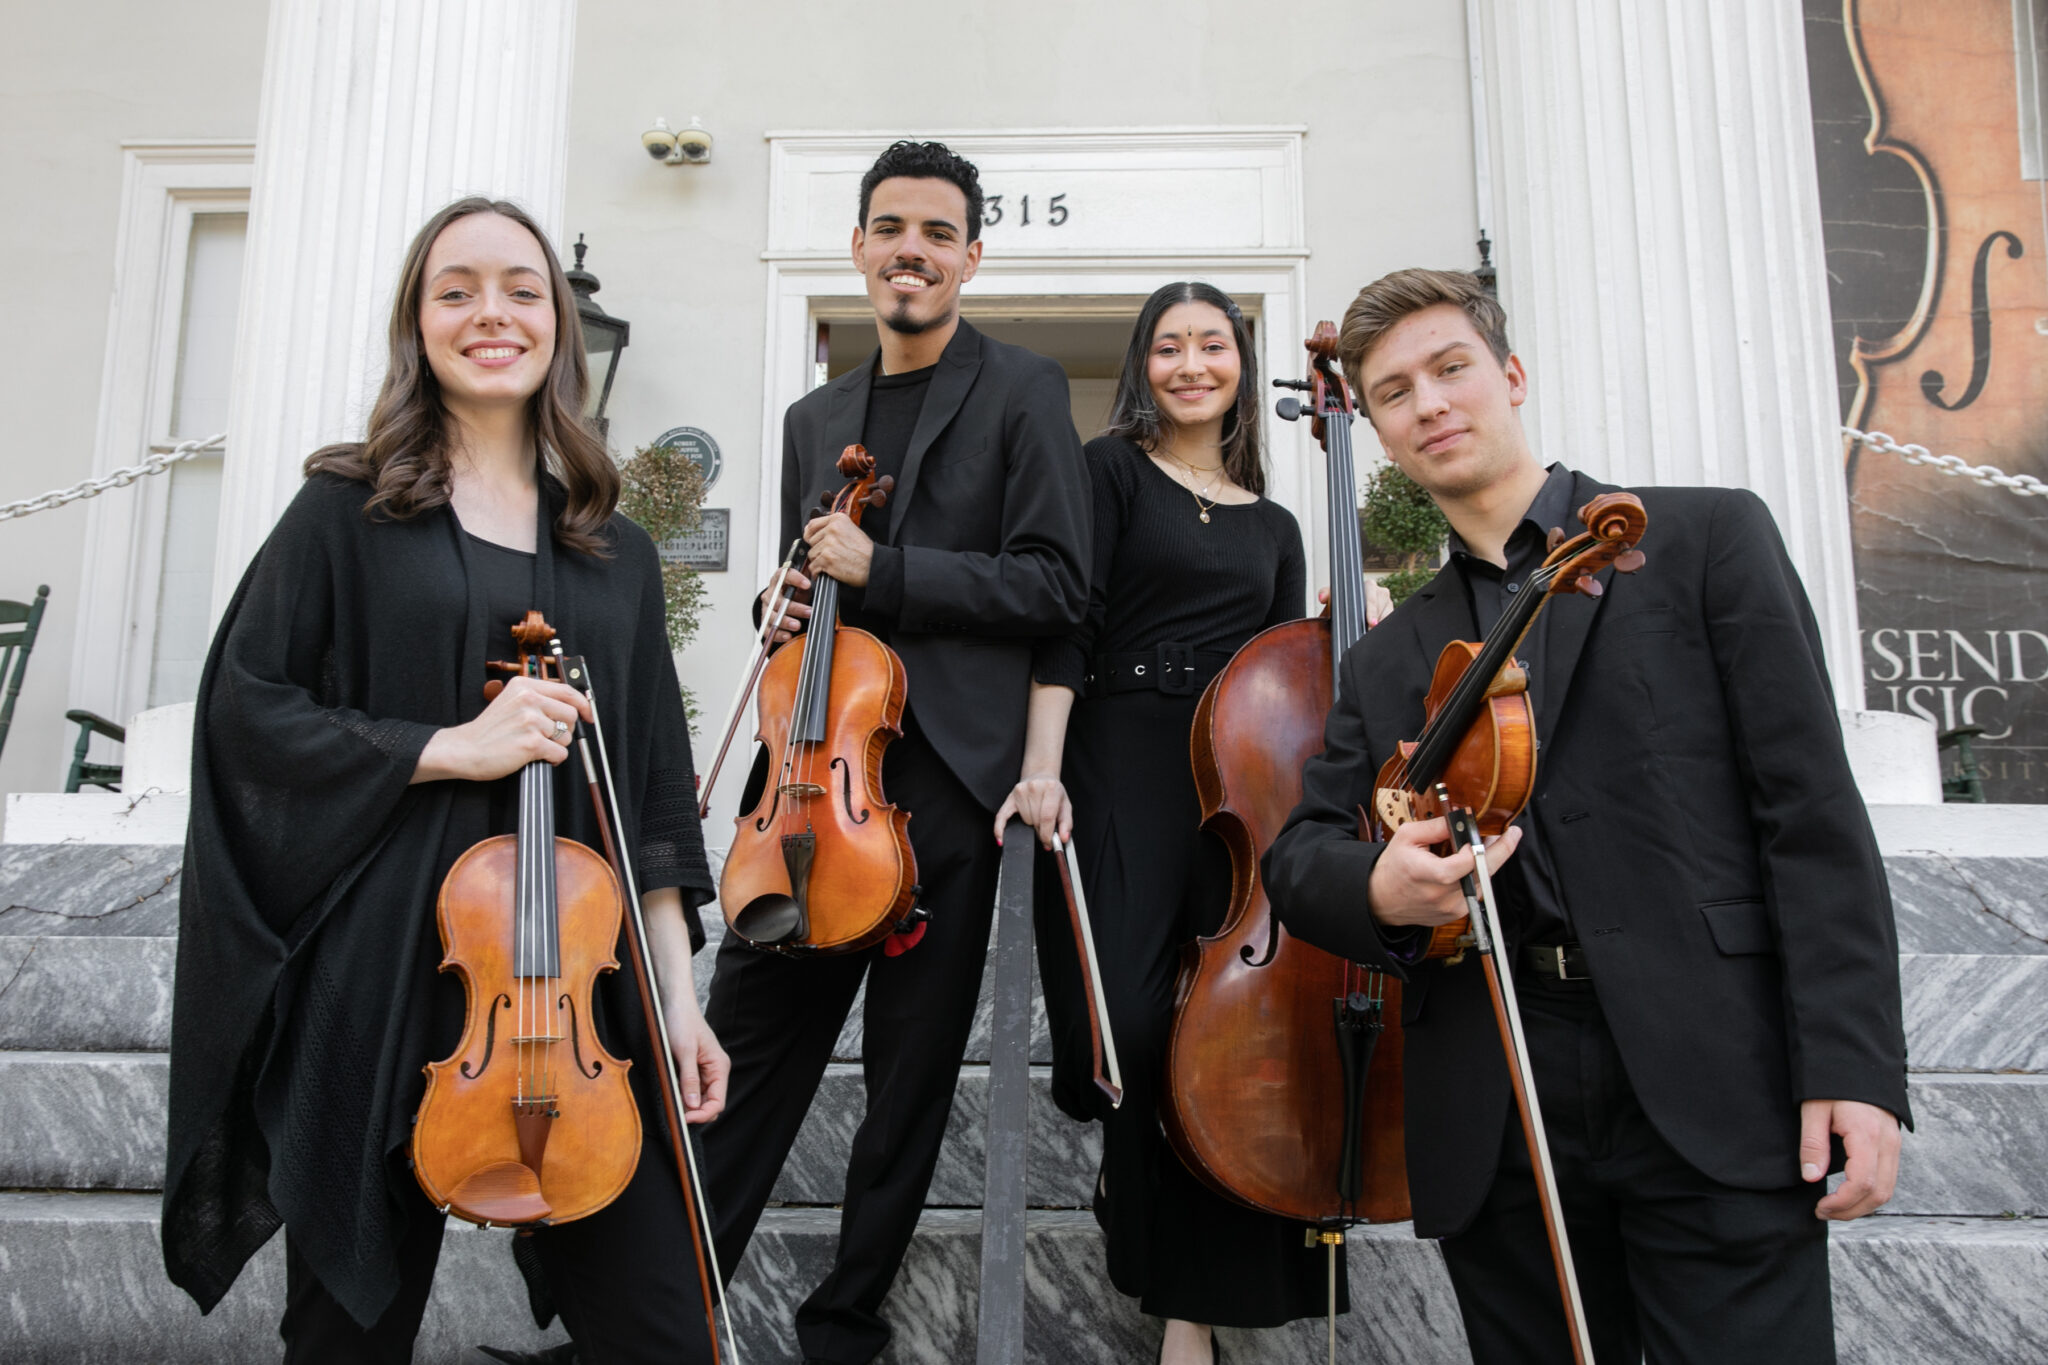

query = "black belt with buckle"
[[1084, 643, 1234, 698], [1520, 942, 1590, 981]]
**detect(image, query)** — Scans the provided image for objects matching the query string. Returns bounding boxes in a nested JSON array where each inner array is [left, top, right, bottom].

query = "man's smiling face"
[[853, 176, 982, 337]]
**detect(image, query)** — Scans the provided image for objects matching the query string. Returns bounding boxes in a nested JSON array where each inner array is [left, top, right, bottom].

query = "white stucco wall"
[[0, 2, 269, 807], [559, 1, 1477, 792]]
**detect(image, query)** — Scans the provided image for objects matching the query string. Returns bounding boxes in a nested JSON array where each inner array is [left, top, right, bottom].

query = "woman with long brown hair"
[[162, 197, 724, 1362]]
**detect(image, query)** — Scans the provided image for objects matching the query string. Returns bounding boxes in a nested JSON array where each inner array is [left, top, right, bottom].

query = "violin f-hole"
[[460, 993, 511, 1079], [560, 993, 602, 1080], [830, 756, 870, 824]]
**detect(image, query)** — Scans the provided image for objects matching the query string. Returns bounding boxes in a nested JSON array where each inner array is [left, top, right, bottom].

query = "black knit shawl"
[[162, 473, 712, 1326]]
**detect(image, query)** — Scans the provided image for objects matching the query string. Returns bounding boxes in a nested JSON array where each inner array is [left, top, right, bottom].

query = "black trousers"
[[700, 728, 1002, 1365], [1438, 974, 1833, 1365], [280, 1130, 715, 1364]]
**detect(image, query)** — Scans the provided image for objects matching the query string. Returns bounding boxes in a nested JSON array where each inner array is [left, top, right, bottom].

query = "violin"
[[1369, 492, 1648, 956], [412, 611, 737, 1361], [1164, 323, 1408, 1232], [412, 612, 640, 1228], [720, 445, 920, 953], [1369, 491, 1649, 1365]]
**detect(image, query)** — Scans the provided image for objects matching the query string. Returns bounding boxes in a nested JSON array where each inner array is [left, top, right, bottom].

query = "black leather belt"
[[1084, 643, 1234, 698], [1520, 943, 1590, 981]]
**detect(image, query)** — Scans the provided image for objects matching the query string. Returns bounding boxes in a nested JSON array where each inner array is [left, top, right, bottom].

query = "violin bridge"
[[1375, 787, 1415, 833], [778, 782, 827, 799], [509, 1033, 565, 1045]]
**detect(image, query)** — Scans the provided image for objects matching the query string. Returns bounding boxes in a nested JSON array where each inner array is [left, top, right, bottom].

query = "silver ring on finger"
[[552, 720, 569, 740]]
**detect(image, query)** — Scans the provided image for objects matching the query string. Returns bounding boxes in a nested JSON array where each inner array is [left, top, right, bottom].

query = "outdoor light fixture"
[[642, 116, 714, 166], [566, 234, 630, 432]]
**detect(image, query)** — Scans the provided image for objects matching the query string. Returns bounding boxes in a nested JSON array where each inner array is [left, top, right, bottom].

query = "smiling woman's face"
[[417, 211, 558, 416], [1146, 301, 1241, 436]]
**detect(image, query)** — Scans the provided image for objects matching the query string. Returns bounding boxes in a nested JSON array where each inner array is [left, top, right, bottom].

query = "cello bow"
[[554, 639, 741, 1365], [1050, 833, 1123, 1108]]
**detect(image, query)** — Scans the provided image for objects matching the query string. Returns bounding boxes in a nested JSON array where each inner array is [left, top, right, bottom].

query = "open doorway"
[[815, 296, 1260, 447]]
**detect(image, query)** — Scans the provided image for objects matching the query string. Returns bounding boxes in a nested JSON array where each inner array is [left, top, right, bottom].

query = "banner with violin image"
[[1805, 0, 2048, 800]]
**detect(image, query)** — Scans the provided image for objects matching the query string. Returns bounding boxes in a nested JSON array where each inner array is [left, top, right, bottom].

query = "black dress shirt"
[[1444, 462, 1577, 947], [843, 359, 935, 633]]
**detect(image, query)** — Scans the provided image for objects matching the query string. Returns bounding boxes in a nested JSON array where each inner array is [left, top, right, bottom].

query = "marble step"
[[10, 927, 2046, 1081], [7, 840, 2045, 952], [5, 1048, 2044, 1220], [1, 1193, 2042, 1365], [0, 925, 1057, 1065]]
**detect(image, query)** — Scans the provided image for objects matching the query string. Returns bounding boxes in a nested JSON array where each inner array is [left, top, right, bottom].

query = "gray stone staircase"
[[3, 840, 2046, 1363]]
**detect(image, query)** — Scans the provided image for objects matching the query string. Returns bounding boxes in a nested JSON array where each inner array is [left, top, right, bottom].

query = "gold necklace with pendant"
[[1161, 450, 1225, 523]]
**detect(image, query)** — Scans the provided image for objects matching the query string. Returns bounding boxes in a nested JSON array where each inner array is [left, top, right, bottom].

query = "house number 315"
[[983, 194, 1068, 228]]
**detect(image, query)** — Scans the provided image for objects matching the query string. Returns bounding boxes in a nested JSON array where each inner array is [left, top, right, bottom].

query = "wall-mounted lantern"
[[566, 234, 630, 432]]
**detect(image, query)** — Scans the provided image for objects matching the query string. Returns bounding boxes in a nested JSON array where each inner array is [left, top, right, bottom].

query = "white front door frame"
[[755, 129, 1329, 602]]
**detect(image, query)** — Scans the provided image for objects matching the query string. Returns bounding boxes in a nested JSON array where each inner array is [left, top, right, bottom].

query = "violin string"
[[1395, 556, 1565, 794]]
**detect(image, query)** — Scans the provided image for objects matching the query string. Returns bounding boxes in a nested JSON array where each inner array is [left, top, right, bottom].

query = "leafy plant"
[[1358, 463, 1449, 605], [616, 442, 710, 718]]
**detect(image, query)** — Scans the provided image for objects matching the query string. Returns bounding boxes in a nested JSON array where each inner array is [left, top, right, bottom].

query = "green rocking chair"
[[1, 585, 50, 764]]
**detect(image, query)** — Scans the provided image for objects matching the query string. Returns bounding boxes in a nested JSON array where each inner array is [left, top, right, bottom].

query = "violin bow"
[[697, 536, 809, 820], [555, 640, 742, 1365], [1050, 833, 1123, 1108], [1444, 799, 1594, 1365]]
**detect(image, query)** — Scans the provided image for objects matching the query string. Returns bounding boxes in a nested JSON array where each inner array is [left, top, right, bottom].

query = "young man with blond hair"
[[1265, 268, 1907, 1363]]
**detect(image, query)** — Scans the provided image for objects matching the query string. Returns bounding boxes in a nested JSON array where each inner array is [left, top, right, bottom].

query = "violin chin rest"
[[731, 894, 805, 947], [448, 1162, 553, 1226]]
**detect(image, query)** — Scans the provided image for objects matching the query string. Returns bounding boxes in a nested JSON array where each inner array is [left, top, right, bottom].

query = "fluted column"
[[1474, 0, 1862, 707], [210, 0, 577, 612]]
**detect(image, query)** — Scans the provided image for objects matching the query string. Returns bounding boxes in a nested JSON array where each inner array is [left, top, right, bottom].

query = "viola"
[[1163, 322, 1408, 1230], [412, 612, 640, 1229], [720, 445, 920, 953]]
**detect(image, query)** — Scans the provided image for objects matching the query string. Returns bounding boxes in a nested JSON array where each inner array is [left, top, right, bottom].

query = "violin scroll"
[[1541, 492, 1648, 599]]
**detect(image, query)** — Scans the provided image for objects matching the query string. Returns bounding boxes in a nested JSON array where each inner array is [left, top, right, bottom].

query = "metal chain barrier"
[[0, 433, 226, 522], [1843, 426, 2047, 499]]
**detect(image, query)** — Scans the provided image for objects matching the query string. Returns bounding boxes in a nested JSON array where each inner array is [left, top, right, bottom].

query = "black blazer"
[[777, 320, 1091, 810], [1263, 470, 1911, 1238]]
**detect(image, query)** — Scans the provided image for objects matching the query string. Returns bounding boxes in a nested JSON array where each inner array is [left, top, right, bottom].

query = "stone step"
[[13, 930, 2045, 1084], [1, 1194, 2041, 1364], [5, 1048, 2042, 1220]]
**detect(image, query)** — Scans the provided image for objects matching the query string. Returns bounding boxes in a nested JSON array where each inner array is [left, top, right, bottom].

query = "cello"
[[719, 446, 921, 952], [1163, 323, 1408, 1245]]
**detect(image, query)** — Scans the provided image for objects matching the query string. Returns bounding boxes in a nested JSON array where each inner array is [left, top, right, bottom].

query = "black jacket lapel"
[[1531, 471, 1626, 741], [822, 361, 871, 498], [889, 320, 984, 540]]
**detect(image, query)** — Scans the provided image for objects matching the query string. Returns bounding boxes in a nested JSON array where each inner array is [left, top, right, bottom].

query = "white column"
[[211, 0, 577, 613], [1474, 0, 1864, 708]]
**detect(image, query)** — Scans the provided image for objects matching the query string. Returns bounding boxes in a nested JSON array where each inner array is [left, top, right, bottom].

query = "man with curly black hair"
[[698, 139, 1092, 1365]]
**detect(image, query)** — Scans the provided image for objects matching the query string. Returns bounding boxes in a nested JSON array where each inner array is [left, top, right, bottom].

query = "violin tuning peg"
[[877, 475, 895, 491], [1614, 549, 1646, 574], [1275, 396, 1306, 422], [1546, 526, 1567, 553], [483, 679, 505, 702], [1578, 576, 1605, 599]]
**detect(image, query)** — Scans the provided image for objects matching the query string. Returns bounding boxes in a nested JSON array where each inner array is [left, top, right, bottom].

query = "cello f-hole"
[[460, 993, 512, 1079], [831, 756, 870, 824], [1241, 912, 1282, 968]]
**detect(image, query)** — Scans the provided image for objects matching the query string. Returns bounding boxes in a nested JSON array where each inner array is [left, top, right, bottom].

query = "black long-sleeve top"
[[1036, 435, 1306, 691]]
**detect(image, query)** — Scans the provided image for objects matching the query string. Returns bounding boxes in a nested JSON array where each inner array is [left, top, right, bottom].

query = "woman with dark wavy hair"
[[996, 282, 1344, 1363], [163, 197, 724, 1362]]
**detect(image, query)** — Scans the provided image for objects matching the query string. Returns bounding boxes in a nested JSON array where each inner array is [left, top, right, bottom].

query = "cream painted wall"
[[0, 2, 268, 804], [560, 1, 1478, 751]]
